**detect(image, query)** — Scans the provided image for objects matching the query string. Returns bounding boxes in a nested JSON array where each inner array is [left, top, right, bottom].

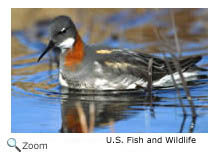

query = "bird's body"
[[38, 15, 202, 90]]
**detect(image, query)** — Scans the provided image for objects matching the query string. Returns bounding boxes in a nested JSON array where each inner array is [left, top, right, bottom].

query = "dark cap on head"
[[49, 15, 77, 44]]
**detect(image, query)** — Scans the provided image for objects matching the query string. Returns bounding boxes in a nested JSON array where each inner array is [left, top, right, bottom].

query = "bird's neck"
[[61, 33, 85, 70]]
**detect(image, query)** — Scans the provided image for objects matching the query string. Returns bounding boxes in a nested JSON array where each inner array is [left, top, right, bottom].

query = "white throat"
[[58, 38, 75, 52]]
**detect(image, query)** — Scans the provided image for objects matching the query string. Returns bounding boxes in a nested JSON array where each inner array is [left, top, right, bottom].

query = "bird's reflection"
[[60, 88, 150, 133], [59, 87, 200, 133]]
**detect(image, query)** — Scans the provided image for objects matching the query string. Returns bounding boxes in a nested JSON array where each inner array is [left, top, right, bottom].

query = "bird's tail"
[[153, 55, 204, 88], [168, 55, 202, 72]]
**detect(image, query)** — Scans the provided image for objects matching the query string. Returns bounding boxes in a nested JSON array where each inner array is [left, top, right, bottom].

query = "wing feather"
[[95, 50, 168, 81]]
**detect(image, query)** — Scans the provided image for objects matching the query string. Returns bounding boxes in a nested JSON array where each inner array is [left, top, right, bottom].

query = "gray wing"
[[93, 49, 169, 82]]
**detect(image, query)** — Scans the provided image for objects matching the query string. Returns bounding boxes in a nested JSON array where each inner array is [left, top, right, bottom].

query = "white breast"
[[59, 73, 69, 87]]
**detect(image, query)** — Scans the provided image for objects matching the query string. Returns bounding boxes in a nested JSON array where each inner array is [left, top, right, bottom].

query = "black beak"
[[37, 40, 55, 62]]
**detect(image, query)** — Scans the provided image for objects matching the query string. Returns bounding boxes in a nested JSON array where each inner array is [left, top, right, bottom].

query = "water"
[[11, 8, 208, 133]]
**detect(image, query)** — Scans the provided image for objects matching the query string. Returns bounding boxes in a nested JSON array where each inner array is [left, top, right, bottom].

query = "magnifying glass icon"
[[7, 138, 21, 152]]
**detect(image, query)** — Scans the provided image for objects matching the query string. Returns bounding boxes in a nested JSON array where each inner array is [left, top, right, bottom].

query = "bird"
[[37, 15, 202, 90]]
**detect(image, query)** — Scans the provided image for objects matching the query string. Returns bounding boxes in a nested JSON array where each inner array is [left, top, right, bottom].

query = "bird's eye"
[[57, 27, 67, 35], [60, 28, 66, 33]]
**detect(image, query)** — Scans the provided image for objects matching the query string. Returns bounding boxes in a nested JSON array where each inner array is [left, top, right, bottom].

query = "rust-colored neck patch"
[[64, 33, 84, 70]]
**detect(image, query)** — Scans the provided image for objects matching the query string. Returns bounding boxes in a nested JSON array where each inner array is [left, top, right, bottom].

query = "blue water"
[[11, 8, 208, 133]]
